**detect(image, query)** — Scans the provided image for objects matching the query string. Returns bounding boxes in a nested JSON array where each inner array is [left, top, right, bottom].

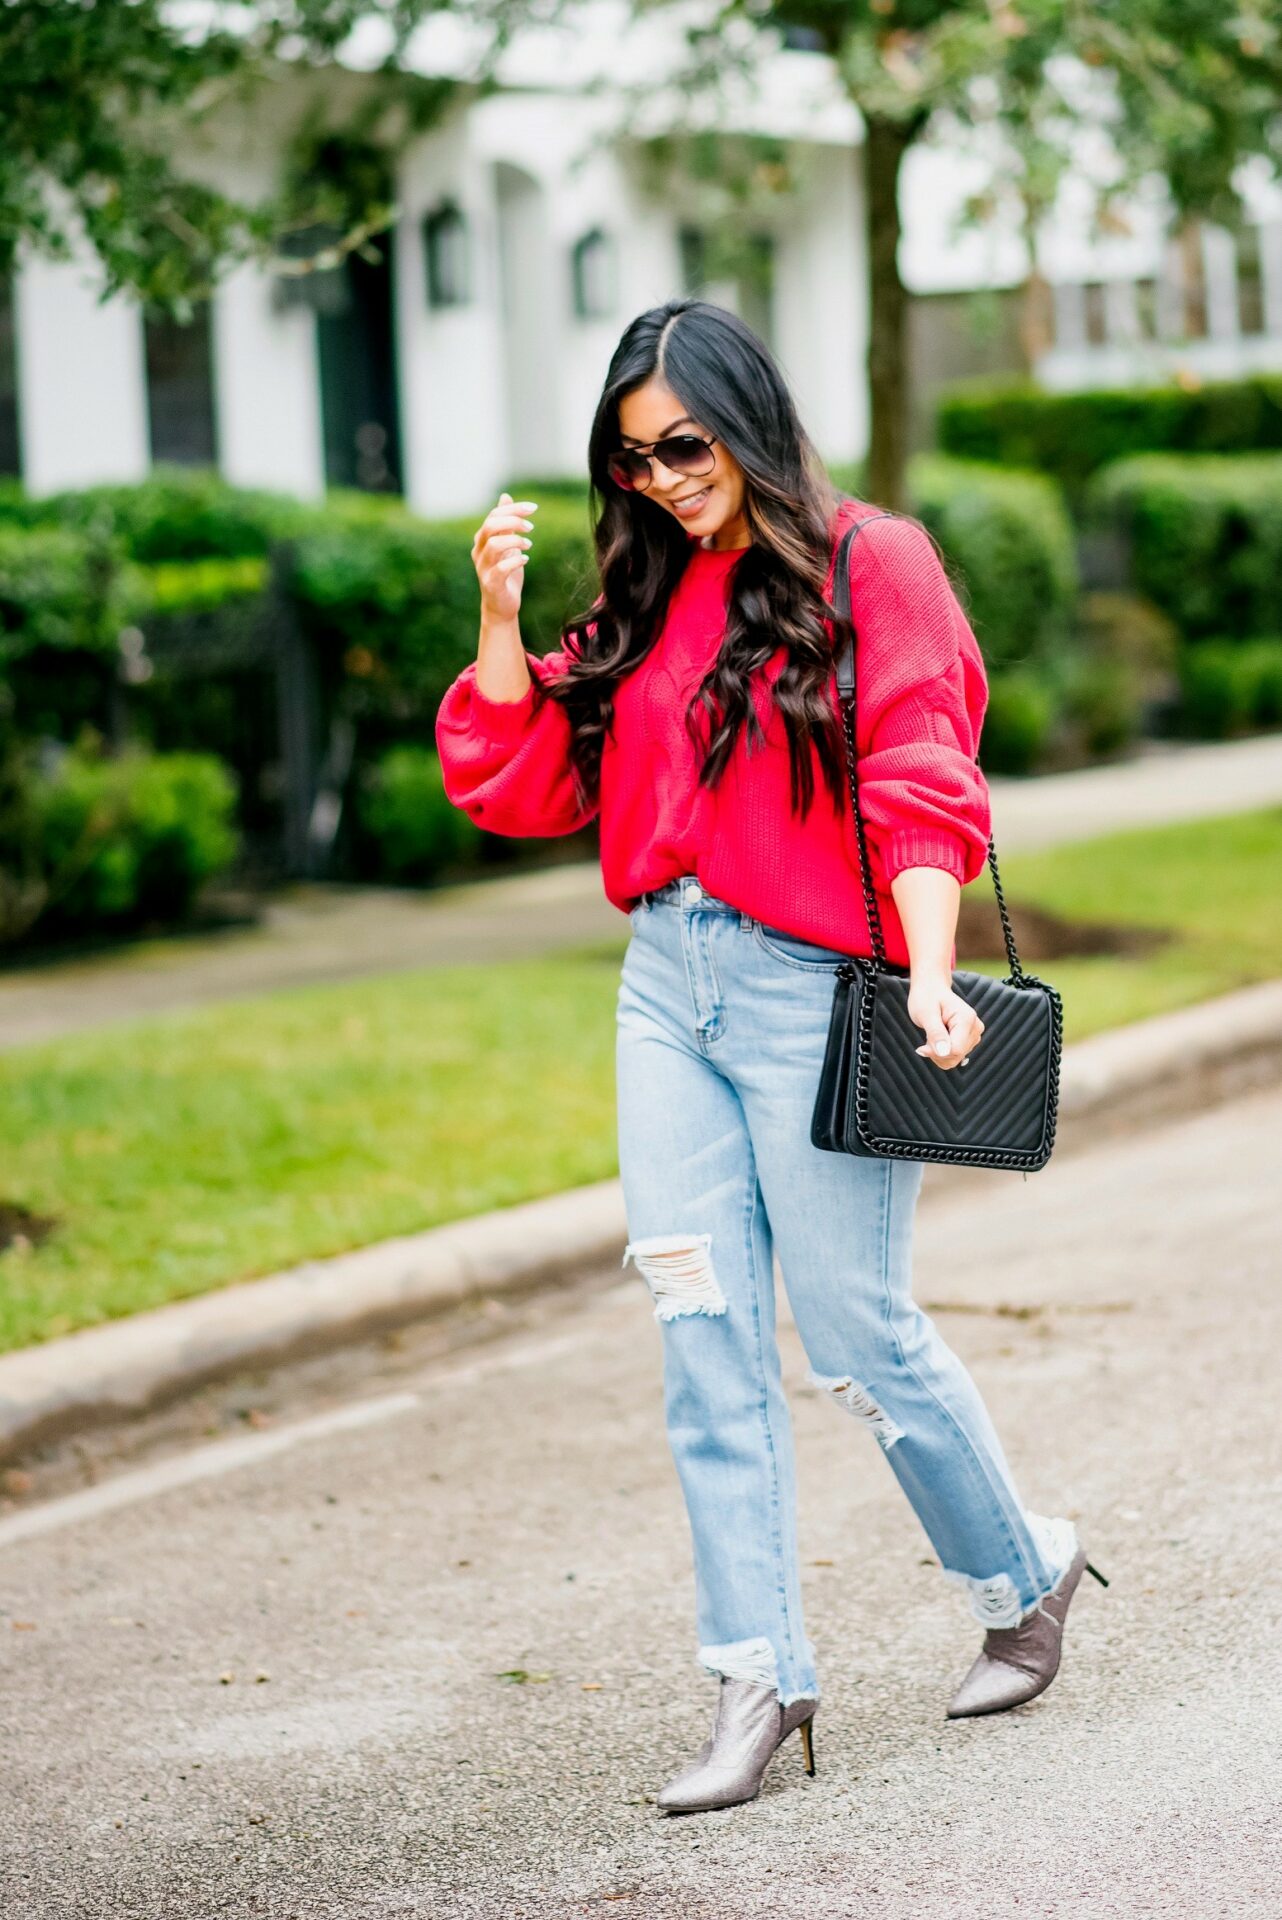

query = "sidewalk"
[[989, 730, 1282, 851], [1, 732, 1279, 1053]]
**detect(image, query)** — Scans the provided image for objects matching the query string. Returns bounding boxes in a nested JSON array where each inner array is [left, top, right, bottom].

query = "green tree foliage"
[[0, 0, 533, 309]]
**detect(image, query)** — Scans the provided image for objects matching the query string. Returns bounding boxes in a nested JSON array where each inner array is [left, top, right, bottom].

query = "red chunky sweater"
[[434, 497, 992, 968]]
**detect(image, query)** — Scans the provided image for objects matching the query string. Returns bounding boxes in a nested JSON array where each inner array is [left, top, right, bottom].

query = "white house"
[[3, 4, 1281, 517]]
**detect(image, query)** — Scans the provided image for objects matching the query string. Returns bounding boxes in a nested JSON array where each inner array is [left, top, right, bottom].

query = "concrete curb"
[[4, 980, 1282, 1465]]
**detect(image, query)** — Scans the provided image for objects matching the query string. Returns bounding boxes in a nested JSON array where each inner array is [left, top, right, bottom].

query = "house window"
[[1082, 282, 1108, 347], [144, 302, 218, 466], [424, 202, 471, 308], [0, 277, 19, 477], [1134, 277, 1159, 341], [271, 224, 351, 316], [571, 228, 616, 320], [1238, 224, 1265, 336], [677, 225, 774, 346]]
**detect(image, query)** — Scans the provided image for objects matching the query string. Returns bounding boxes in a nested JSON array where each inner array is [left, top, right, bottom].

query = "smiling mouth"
[[671, 487, 712, 514]]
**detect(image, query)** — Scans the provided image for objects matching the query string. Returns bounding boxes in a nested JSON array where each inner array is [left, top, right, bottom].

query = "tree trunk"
[[864, 114, 921, 512], [1019, 266, 1055, 367]]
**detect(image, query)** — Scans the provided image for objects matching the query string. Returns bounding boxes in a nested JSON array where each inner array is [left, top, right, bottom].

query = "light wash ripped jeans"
[[615, 874, 1077, 1708]]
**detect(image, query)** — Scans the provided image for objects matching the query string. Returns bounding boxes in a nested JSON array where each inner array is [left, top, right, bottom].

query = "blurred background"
[[2, 0, 1281, 1347]]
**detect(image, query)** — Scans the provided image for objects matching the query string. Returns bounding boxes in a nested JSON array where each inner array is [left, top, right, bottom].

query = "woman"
[[435, 297, 1103, 1816]]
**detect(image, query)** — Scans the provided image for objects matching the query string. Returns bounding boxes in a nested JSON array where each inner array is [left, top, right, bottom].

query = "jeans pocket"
[[751, 920, 849, 972]]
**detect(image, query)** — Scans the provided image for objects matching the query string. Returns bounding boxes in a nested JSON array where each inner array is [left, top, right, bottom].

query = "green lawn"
[[989, 805, 1282, 1032], [1, 806, 1279, 1354]]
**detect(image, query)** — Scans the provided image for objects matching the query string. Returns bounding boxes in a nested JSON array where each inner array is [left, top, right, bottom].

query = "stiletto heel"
[[797, 1714, 816, 1778], [1085, 1560, 1109, 1587]]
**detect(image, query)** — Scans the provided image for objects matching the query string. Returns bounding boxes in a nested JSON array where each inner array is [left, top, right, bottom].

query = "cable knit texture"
[[434, 497, 992, 967]]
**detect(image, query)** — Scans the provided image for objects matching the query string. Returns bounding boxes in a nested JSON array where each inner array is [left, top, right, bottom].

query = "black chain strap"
[[831, 512, 1026, 986]]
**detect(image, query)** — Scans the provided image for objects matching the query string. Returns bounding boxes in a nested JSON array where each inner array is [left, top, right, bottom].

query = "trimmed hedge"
[[1177, 639, 1282, 737], [981, 670, 1059, 776], [0, 524, 125, 660], [1088, 454, 1282, 640], [354, 745, 485, 883], [130, 555, 268, 617], [23, 467, 312, 562], [907, 456, 1078, 670], [0, 745, 239, 946], [288, 495, 597, 726], [938, 375, 1282, 494], [0, 524, 133, 743]]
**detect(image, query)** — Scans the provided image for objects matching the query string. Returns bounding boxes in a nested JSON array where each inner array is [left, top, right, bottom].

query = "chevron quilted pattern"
[[852, 968, 1058, 1163]]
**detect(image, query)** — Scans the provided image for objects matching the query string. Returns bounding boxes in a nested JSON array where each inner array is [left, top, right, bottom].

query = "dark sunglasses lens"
[[657, 436, 715, 475], [608, 453, 645, 490]]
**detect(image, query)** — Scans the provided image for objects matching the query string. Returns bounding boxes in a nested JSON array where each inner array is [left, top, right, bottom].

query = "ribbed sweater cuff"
[[467, 674, 539, 742], [883, 828, 970, 885]]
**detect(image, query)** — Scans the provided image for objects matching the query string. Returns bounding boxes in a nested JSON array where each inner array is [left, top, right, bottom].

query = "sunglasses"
[[607, 433, 718, 493]]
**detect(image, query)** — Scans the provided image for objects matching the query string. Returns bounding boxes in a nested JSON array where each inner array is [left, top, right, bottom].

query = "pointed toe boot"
[[656, 1676, 818, 1815], [947, 1546, 1108, 1719]]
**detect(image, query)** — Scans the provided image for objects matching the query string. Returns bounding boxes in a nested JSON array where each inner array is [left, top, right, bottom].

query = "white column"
[[13, 248, 148, 495], [1201, 223, 1240, 341], [493, 159, 566, 483], [1156, 239, 1186, 340], [211, 261, 325, 500], [1104, 278, 1141, 345], [1259, 220, 1282, 338], [395, 136, 509, 520]]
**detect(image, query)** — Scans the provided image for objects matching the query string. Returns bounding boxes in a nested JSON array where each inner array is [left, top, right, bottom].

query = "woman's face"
[[614, 377, 750, 549]]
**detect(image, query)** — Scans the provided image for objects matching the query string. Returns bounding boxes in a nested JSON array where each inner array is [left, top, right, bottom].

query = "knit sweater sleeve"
[[847, 515, 992, 889], [434, 630, 598, 837]]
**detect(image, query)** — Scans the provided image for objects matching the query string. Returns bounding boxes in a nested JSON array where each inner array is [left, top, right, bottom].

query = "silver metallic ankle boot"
[[656, 1676, 818, 1814], [946, 1546, 1108, 1718]]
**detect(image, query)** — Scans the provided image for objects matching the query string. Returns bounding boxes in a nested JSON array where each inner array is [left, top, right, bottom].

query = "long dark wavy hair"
[[545, 298, 856, 821]]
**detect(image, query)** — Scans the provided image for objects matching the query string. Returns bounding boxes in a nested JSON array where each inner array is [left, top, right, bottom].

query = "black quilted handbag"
[[810, 515, 1063, 1173]]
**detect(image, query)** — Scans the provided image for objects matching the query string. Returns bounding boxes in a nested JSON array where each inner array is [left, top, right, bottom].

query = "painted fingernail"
[[934, 1040, 951, 1057]]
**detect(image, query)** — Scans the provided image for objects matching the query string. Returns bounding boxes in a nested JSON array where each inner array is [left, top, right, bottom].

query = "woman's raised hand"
[[472, 492, 538, 624]]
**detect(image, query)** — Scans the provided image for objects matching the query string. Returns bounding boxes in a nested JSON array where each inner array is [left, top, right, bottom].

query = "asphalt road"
[[3, 1085, 1281, 1919]]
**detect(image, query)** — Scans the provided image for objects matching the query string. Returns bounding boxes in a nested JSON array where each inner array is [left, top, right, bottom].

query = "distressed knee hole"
[[808, 1368, 904, 1449], [621, 1232, 726, 1321]]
